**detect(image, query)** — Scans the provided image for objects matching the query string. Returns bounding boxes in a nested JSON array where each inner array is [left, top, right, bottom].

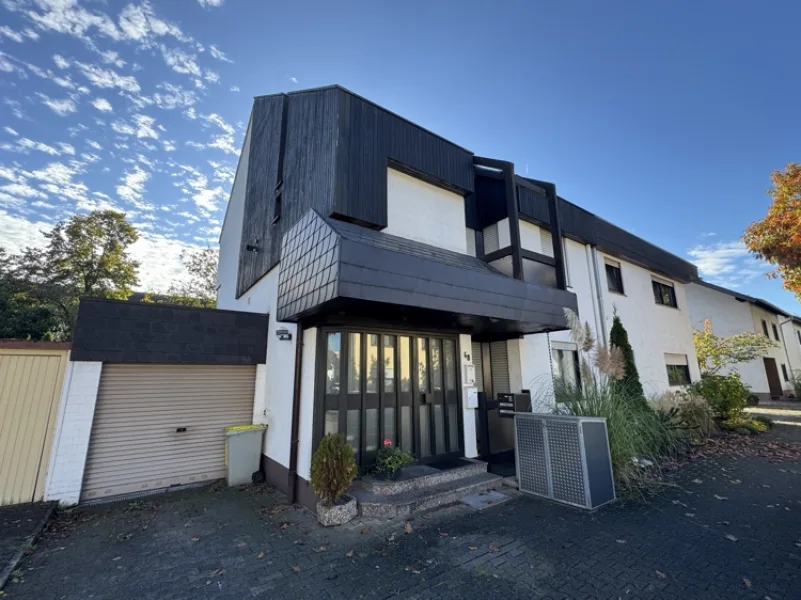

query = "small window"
[[606, 261, 624, 294], [652, 279, 677, 308], [797, 330, 801, 345], [552, 347, 581, 391], [272, 180, 283, 224], [782, 364, 789, 382], [772, 323, 780, 341], [666, 364, 691, 386], [761, 319, 769, 337]]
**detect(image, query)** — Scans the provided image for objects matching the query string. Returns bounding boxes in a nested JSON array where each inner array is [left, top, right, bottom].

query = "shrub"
[[310, 434, 357, 506], [689, 373, 751, 419], [653, 391, 717, 443], [792, 370, 801, 399], [374, 439, 414, 477], [609, 314, 646, 407], [721, 416, 771, 434]]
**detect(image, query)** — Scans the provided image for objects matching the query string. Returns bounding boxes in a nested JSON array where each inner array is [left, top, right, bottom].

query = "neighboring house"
[[685, 281, 794, 400], [216, 85, 701, 504], [780, 315, 801, 382]]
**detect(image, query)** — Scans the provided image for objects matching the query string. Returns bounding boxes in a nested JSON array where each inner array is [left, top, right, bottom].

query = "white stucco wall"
[[750, 304, 793, 394], [384, 168, 467, 254], [781, 320, 801, 376], [296, 327, 318, 480], [686, 283, 773, 395], [596, 253, 700, 396], [44, 361, 102, 506], [217, 116, 252, 306]]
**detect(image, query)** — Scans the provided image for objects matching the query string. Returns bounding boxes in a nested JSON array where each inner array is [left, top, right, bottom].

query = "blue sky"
[[0, 0, 799, 314]]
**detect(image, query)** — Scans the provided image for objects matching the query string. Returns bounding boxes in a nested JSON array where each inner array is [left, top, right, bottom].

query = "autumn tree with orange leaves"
[[743, 163, 801, 300]]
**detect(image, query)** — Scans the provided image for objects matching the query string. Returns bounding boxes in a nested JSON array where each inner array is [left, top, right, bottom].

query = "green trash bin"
[[225, 424, 267, 486]]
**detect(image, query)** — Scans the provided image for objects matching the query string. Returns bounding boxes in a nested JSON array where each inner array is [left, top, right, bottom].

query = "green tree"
[[0, 249, 63, 340], [609, 313, 646, 405], [694, 319, 775, 376], [9, 210, 140, 337], [166, 247, 218, 308]]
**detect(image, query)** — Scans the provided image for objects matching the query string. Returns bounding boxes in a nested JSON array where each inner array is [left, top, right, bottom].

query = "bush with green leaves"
[[310, 434, 357, 506], [721, 415, 772, 434], [374, 439, 414, 477], [689, 373, 751, 419], [792, 370, 801, 399], [609, 313, 646, 408]]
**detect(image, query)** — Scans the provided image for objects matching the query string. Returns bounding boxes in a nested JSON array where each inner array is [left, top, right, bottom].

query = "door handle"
[[176, 427, 187, 433]]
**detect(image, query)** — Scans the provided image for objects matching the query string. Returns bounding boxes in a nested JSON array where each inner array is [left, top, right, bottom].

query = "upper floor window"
[[772, 323, 780, 341], [652, 279, 677, 308], [606, 261, 624, 295], [761, 319, 769, 338]]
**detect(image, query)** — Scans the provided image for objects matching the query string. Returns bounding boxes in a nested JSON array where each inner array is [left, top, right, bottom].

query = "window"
[[761, 319, 769, 337], [797, 330, 801, 345], [606, 261, 624, 294], [652, 279, 677, 308], [665, 353, 691, 386], [552, 346, 581, 391], [772, 323, 780, 341], [782, 364, 789, 382]]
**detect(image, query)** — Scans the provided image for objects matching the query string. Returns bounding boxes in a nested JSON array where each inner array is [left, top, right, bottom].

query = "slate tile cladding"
[[71, 298, 269, 365], [276, 210, 577, 332], [276, 211, 340, 322]]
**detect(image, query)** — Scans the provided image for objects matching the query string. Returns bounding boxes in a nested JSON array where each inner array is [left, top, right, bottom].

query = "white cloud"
[[52, 54, 70, 69], [209, 44, 232, 63], [58, 142, 75, 155], [111, 120, 135, 136], [4, 98, 26, 119], [160, 46, 201, 77], [151, 82, 197, 109], [116, 165, 152, 208], [290, 76, 298, 83], [0, 25, 25, 42], [0, 209, 49, 253], [86, 139, 102, 150], [74, 61, 141, 92], [98, 49, 125, 68], [4, 127, 19, 136], [230, 85, 239, 92], [197, 0, 225, 7], [133, 114, 159, 139], [204, 69, 219, 83], [91, 97, 113, 112], [36, 92, 77, 116], [14, 0, 122, 42], [118, 1, 189, 45], [162, 140, 176, 151], [12, 137, 60, 155], [129, 232, 204, 292], [687, 241, 768, 288]]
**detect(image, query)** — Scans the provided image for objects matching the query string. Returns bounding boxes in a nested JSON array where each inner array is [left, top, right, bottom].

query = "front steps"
[[350, 458, 503, 519]]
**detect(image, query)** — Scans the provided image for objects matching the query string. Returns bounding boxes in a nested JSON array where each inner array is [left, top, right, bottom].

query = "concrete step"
[[354, 472, 503, 519], [361, 458, 487, 496]]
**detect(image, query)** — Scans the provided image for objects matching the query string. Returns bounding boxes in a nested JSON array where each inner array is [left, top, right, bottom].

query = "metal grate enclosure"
[[515, 413, 615, 510]]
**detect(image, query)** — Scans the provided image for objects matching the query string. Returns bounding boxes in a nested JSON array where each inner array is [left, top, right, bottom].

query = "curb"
[[0, 503, 56, 591]]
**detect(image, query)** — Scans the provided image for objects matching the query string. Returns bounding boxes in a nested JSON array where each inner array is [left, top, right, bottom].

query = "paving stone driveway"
[[6, 409, 801, 600]]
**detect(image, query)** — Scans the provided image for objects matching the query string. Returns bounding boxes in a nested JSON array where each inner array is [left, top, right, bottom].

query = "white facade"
[[685, 282, 794, 398], [515, 219, 700, 399], [781, 318, 801, 378], [384, 168, 467, 254]]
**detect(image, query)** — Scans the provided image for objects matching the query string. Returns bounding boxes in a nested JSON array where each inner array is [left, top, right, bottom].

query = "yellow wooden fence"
[[0, 343, 70, 505]]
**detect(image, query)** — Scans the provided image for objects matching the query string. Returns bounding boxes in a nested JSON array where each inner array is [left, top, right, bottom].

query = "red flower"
[[383, 439, 392, 447]]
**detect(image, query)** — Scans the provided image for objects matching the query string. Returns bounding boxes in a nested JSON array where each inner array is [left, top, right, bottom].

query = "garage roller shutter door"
[[82, 364, 256, 502]]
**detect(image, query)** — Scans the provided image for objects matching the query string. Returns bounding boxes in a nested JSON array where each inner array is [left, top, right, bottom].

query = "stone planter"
[[316, 495, 358, 527]]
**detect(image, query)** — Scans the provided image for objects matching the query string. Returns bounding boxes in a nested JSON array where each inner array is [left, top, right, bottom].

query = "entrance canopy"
[[276, 210, 578, 337]]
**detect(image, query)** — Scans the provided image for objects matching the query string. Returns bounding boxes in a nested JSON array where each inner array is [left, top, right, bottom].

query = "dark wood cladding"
[[237, 86, 474, 297], [518, 187, 698, 283], [238, 95, 284, 296], [470, 175, 508, 230], [71, 299, 269, 365], [335, 88, 474, 229]]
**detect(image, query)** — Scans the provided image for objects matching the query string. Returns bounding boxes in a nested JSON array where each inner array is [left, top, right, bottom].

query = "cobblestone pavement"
[[5, 418, 801, 600]]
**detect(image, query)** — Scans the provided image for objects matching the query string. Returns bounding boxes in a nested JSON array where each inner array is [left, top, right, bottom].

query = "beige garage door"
[[82, 364, 256, 501]]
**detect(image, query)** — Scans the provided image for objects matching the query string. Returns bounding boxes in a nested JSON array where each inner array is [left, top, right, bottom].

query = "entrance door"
[[763, 357, 783, 397], [318, 329, 462, 470]]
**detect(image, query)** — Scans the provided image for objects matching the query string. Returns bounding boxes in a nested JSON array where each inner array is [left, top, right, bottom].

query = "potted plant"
[[374, 439, 414, 479], [310, 433, 358, 526]]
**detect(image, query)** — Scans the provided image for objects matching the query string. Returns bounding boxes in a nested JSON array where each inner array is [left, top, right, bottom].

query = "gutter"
[[287, 328, 303, 504], [590, 246, 608, 343]]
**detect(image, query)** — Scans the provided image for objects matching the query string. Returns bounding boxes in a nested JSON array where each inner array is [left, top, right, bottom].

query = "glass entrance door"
[[318, 329, 461, 470]]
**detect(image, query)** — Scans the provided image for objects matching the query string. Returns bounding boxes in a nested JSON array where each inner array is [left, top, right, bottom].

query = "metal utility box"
[[225, 424, 267, 486], [514, 413, 615, 510]]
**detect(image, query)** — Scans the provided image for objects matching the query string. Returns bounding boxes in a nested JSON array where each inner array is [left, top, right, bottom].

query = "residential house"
[[780, 315, 801, 385], [216, 86, 701, 506], [685, 281, 794, 400]]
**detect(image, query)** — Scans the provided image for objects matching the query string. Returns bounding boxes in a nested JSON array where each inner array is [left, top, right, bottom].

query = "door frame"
[[313, 325, 464, 470], [763, 357, 783, 397]]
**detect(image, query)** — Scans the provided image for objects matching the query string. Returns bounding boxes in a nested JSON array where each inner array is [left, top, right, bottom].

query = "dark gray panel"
[[582, 421, 616, 508], [276, 211, 340, 322], [238, 95, 284, 296], [71, 299, 269, 365], [474, 175, 510, 230]]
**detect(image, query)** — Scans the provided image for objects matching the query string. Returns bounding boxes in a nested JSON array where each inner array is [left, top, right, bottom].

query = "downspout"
[[287, 329, 303, 504], [590, 246, 608, 343]]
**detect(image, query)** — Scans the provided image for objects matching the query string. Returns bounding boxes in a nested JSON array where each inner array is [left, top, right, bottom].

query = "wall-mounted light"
[[276, 328, 292, 341]]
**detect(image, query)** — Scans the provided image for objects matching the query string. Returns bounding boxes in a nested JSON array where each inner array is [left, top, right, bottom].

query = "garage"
[[81, 364, 256, 502]]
